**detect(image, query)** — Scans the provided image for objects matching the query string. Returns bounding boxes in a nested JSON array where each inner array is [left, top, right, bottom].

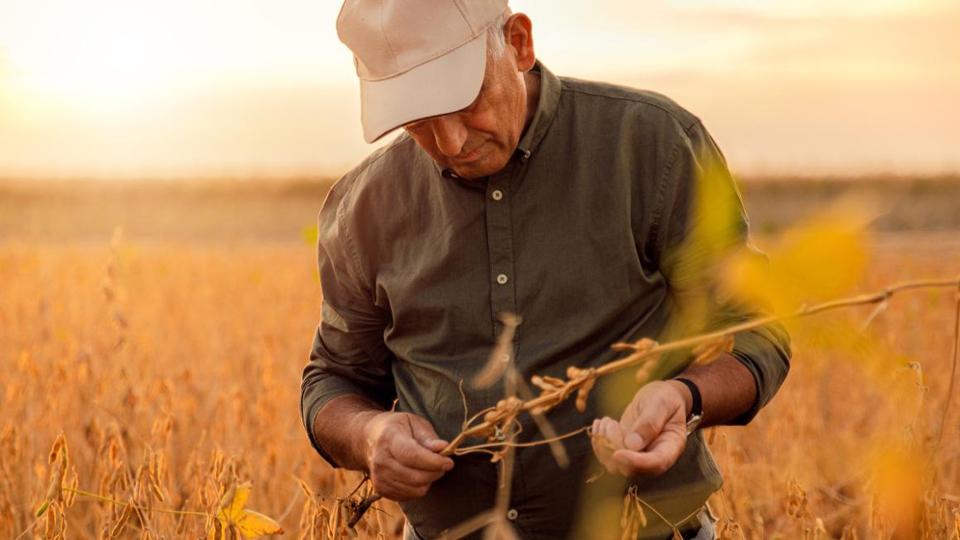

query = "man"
[[300, 1, 791, 539]]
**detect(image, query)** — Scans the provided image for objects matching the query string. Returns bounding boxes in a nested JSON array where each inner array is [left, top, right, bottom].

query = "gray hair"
[[486, 11, 509, 57]]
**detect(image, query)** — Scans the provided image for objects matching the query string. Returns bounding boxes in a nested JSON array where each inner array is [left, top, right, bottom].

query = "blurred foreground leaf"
[[722, 208, 870, 314]]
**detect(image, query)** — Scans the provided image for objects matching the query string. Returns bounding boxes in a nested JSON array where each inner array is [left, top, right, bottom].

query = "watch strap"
[[674, 377, 703, 433]]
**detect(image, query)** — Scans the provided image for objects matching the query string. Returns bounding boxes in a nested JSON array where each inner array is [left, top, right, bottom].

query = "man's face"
[[403, 48, 529, 180]]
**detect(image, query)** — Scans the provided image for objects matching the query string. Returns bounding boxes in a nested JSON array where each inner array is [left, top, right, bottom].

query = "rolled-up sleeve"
[[653, 119, 792, 425], [300, 182, 396, 466]]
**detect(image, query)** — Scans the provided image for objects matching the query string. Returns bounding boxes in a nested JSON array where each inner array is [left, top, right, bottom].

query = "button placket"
[[484, 177, 517, 336]]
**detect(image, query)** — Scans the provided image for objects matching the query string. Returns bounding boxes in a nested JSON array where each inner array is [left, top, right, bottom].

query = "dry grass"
[[1, 188, 959, 538]]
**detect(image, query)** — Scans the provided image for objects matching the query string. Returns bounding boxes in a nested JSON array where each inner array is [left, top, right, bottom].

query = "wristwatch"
[[673, 377, 703, 434]]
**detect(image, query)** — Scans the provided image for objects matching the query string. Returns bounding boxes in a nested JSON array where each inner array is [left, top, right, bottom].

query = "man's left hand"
[[591, 380, 691, 477]]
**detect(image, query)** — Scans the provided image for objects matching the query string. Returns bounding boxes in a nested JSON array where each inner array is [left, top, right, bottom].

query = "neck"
[[522, 69, 541, 131]]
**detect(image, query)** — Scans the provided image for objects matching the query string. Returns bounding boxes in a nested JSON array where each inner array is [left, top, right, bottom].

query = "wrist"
[[353, 409, 388, 469]]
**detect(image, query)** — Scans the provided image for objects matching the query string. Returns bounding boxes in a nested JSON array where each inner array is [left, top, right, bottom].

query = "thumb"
[[408, 415, 449, 451], [623, 401, 670, 452]]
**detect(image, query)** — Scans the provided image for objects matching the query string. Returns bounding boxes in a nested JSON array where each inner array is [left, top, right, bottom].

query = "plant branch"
[[935, 282, 960, 451], [347, 276, 960, 529], [67, 488, 211, 518], [441, 277, 960, 456]]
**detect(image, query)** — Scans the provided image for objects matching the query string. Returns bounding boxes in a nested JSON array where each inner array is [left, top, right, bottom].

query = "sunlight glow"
[[0, 0, 957, 178], [4, 3, 184, 103]]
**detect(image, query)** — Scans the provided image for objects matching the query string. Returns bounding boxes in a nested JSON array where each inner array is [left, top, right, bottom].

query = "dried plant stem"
[[442, 277, 960, 457], [934, 283, 960, 451], [452, 426, 590, 455], [632, 494, 704, 537], [12, 517, 42, 540], [348, 277, 960, 529], [66, 488, 211, 518]]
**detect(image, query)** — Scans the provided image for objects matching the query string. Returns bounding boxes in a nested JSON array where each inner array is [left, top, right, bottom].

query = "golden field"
[[1, 178, 959, 539]]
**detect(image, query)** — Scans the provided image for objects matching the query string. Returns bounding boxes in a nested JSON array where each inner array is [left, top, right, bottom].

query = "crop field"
[[1, 178, 959, 539]]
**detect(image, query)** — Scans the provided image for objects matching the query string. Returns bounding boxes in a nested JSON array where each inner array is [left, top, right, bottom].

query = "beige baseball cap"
[[337, 0, 509, 143]]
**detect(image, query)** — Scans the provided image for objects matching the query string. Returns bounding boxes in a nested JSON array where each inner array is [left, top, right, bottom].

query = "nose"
[[431, 115, 468, 157]]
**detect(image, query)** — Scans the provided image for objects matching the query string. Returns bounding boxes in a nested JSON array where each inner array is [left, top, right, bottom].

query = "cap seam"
[[364, 41, 487, 142], [377, 0, 400, 74], [452, 0, 476, 34], [359, 21, 495, 82]]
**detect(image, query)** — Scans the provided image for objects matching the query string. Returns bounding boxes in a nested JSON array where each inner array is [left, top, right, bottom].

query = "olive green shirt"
[[300, 61, 790, 539]]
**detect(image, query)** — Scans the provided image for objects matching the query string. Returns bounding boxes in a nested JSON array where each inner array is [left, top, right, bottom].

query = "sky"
[[0, 0, 958, 179]]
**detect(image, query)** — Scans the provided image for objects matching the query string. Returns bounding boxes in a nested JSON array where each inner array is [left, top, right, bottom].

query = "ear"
[[504, 13, 535, 72]]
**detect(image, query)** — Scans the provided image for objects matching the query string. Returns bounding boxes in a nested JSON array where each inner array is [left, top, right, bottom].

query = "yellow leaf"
[[222, 483, 251, 522], [236, 510, 286, 537], [210, 483, 284, 539], [721, 207, 869, 314]]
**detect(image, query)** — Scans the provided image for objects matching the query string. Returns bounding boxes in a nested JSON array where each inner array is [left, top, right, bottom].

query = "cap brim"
[[359, 32, 487, 144]]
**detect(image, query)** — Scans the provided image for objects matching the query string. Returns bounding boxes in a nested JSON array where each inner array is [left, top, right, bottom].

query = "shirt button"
[[491, 189, 503, 201], [496, 273, 509, 285], [506, 509, 519, 521]]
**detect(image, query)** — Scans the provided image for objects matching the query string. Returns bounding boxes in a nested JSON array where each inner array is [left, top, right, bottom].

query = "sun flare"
[[3, 2, 191, 104]]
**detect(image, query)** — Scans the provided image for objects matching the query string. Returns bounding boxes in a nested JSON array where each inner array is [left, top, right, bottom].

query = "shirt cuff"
[[727, 326, 791, 425], [301, 376, 385, 468]]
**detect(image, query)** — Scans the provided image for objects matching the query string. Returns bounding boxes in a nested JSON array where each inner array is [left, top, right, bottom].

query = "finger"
[[407, 415, 447, 449], [623, 402, 672, 453], [390, 435, 454, 472], [405, 416, 456, 467], [376, 476, 430, 502], [611, 429, 686, 477], [420, 438, 451, 454], [598, 417, 627, 473], [590, 419, 613, 469], [385, 461, 447, 487], [600, 417, 625, 450]]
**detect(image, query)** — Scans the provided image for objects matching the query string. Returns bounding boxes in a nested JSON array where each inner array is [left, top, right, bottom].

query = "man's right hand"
[[361, 411, 455, 501]]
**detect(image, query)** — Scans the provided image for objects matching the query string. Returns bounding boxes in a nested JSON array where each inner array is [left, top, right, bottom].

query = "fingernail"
[[625, 433, 644, 451]]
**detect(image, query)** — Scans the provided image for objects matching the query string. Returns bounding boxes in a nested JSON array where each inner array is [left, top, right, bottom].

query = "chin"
[[453, 153, 511, 180]]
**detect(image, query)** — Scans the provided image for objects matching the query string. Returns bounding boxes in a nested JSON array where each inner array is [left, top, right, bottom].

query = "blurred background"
[[1, 0, 958, 240], [1, 1, 959, 539]]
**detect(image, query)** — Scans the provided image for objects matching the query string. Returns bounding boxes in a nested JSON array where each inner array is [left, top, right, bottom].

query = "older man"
[[300, 1, 791, 539]]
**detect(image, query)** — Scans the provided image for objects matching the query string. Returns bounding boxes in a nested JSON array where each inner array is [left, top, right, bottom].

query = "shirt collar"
[[433, 59, 561, 181], [516, 59, 560, 159]]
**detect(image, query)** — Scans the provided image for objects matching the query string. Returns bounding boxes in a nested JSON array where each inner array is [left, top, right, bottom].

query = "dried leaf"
[[208, 483, 284, 539]]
